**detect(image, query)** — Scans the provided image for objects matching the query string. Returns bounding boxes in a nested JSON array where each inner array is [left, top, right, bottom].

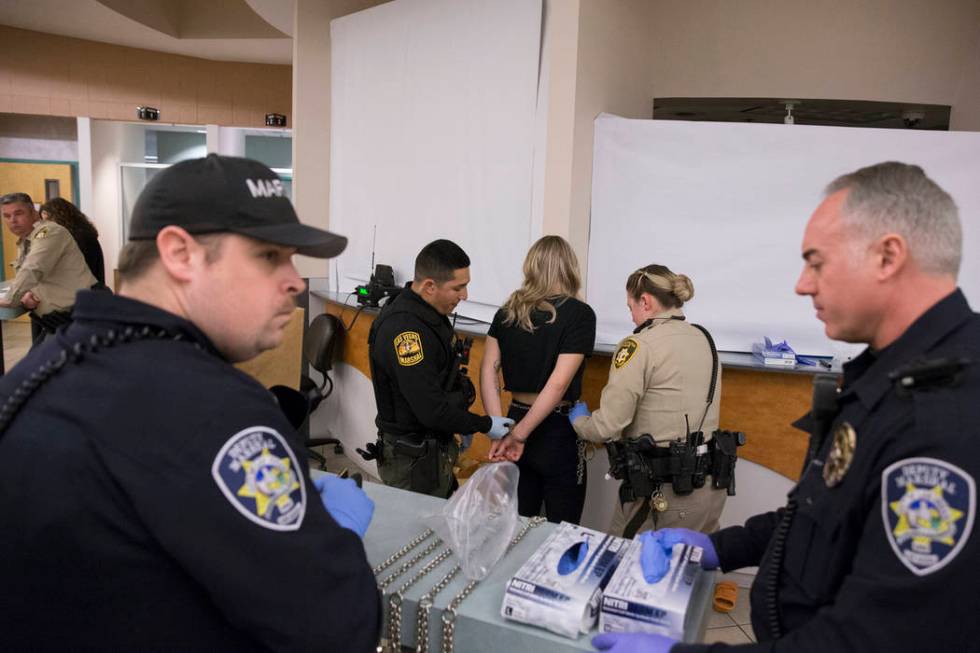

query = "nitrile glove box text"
[[501, 523, 628, 638], [599, 539, 706, 640]]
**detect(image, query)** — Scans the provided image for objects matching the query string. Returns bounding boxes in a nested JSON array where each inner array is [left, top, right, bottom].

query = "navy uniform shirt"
[[676, 289, 980, 652], [368, 288, 491, 438], [0, 291, 380, 652]]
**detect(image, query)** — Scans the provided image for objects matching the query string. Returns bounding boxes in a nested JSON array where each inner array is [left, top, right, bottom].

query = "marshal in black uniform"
[[0, 293, 381, 651], [369, 286, 491, 497], [0, 155, 380, 652], [645, 162, 980, 653], [671, 289, 980, 652], [366, 239, 510, 498]]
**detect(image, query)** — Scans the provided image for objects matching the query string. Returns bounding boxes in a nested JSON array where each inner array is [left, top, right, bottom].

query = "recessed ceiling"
[[0, 0, 294, 64]]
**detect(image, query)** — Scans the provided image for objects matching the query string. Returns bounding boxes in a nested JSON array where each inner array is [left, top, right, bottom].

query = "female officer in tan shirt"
[[571, 264, 726, 538]]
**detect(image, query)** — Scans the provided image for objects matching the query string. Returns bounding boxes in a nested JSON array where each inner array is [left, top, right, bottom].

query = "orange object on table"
[[713, 580, 738, 613]]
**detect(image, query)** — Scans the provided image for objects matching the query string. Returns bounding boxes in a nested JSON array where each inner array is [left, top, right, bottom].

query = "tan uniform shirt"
[[9, 220, 97, 316], [573, 308, 721, 444]]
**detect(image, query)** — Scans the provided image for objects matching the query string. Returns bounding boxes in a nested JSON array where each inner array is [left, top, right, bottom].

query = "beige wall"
[[539, 0, 582, 241], [563, 0, 659, 283], [645, 0, 980, 117], [558, 0, 980, 288], [0, 25, 291, 127], [291, 0, 335, 279]]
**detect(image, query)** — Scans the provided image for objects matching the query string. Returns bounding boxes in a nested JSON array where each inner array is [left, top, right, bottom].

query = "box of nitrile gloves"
[[598, 538, 706, 640], [501, 523, 628, 638]]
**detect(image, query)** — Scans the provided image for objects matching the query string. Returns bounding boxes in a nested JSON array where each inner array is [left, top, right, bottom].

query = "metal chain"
[[576, 439, 587, 485], [386, 547, 454, 652], [373, 528, 435, 576], [439, 517, 546, 653], [378, 537, 443, 590], [415, 564, 462, 653]]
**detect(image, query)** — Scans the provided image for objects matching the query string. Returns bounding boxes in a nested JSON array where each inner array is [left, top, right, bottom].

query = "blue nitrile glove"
[[568, 400, 591, 425], [592, 631, 677, 652], [639, 530, 671, 583], [313, 475, 374, 538], [487, 416, 515, 440], [658, 528, 720, 570], [557, 540, 589, 575], [459, 433, 474, 452]]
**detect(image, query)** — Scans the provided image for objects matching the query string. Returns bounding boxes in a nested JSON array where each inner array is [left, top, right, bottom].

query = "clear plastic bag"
[[424, 462, 520, 580]]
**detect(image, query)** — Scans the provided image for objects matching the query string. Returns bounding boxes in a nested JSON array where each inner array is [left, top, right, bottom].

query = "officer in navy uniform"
[[367, 239, 513, 498], [593, 162, 980, 653], [0, 155, 381, 652]]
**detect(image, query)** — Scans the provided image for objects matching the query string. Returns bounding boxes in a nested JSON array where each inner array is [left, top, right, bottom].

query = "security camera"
[[902, 110, 924, 128], [136, 106, 160, 121]]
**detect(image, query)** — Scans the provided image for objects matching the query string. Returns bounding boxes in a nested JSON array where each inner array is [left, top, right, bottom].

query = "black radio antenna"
[[369, 224, 377, 273]]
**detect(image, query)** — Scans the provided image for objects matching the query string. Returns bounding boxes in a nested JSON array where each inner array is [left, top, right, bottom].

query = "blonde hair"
[[626, 264, 694, 309], [502, 235, 581, 332]]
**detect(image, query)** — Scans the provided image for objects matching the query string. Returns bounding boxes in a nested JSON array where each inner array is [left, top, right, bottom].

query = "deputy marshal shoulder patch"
[[882, 457, 975, 576], [614, 338, 639, 369], [212, 426, 306, 531], [394, 331, 424, 366]]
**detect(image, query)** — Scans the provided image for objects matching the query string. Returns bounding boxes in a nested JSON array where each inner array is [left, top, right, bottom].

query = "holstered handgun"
[[393, 437, 441, 493], [624, 435, 660, 499], [709, 429, 746, 495], [356, 439, 385, 465]]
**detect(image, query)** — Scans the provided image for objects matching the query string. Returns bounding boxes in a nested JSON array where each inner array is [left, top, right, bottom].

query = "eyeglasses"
[[0, 192, 34, 206]]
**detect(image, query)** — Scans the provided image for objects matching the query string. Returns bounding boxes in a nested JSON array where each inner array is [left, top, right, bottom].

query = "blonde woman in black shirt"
[[481, 235, 596, 524]]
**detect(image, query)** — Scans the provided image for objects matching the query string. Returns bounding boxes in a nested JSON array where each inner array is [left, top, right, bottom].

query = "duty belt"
[[357, 428, 451, 466], [607, 430, 745, 538]]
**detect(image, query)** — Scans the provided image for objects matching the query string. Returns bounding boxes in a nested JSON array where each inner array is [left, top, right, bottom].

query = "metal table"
[[356, 480, 714, 652]]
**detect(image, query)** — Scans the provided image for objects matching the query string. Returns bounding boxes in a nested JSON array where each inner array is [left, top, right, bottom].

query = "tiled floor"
[[704, 571, 756, 643], [2, 321, 32, 373]]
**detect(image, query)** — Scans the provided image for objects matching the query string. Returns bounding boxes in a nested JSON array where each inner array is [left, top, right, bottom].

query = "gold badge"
[[823, 422, 856, 487], [613, 338, 639, 369], [34, 226, 49, 239], [393, 331, 424, 366]]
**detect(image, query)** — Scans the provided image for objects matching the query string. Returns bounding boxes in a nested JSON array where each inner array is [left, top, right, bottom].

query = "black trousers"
[[29, 310, 72, 349], [508, 406, 587, 525]]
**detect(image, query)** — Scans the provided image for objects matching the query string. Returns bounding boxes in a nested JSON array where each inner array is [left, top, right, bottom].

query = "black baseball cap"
[[129, 154, 347, 258]]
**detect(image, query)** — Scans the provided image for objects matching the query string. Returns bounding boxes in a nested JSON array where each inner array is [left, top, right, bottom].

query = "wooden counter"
[[323, 297, 815, 482]]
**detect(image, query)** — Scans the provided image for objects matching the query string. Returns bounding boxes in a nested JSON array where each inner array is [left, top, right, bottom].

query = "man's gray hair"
[[1, 192, 34, 207], [826, 162, 961, 277]]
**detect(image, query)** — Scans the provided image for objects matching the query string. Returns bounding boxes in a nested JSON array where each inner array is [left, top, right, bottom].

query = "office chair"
[[271, 313, 345, 469], [302, 313, 345, 467]]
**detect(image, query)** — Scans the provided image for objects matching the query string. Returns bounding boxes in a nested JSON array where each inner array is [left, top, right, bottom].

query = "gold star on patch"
[[237, 447, 300, 518], [891, 483, 964, 547]]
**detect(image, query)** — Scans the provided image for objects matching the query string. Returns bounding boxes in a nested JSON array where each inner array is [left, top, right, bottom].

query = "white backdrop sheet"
[[588, 115, 980, 356], [329, 0, 542, 315]]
